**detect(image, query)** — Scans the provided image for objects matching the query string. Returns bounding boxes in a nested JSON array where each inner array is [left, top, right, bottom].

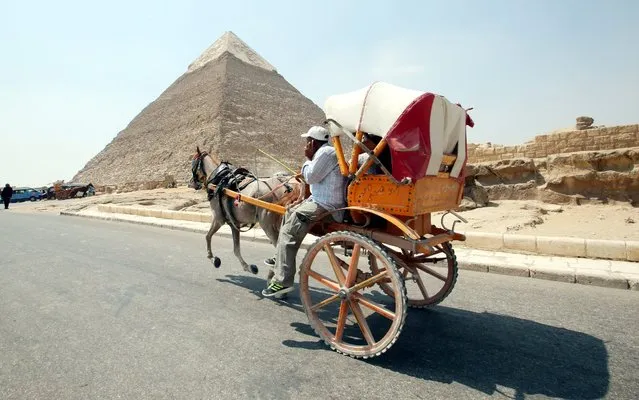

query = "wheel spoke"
[[337, 257, 349, 271], [371, 256, 388, 275], [311, 293, 341, 311], [420, 257, 447, 264], [345, 244, 361, 287], [412, 270, 430, 300], [307, 269, 340, 291], [352, 293, 396, 320], [349, 300, 375, 346], [415, 263, 447, 281], [334, 301, 350, 342], [347, 270, 389, 294], [324, 244, 346, 284]]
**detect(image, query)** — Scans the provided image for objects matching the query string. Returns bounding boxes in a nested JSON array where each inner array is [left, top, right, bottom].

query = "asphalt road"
[[1, 212, 638, 400]]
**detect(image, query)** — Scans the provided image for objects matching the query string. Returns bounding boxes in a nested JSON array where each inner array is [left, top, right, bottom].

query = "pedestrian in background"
[[1, 183, 13, 209]]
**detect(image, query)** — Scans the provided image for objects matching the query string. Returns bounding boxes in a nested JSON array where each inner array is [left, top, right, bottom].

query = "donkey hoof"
[[212, 257, 221, 268], [249, 264, 259, 275]]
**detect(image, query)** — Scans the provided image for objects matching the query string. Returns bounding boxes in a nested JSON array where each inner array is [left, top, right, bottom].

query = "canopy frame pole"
[[325, 119, 404, 185], [330, 135, 350, 177], [349, 131, 364, 175]]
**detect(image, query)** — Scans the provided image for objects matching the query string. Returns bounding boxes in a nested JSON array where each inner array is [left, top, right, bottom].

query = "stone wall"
[[468, 124, 639, 163]]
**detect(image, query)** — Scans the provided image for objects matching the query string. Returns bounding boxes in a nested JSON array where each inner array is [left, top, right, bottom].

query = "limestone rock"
[[466, 148, 639, 205], [576, 116, 595, 130], [467, 158, 539, 186], [464, 184, 489, 207], [457, 197, 478, 211]]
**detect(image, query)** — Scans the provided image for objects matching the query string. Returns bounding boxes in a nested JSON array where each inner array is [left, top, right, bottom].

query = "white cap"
[[301, 126, 330, 141]]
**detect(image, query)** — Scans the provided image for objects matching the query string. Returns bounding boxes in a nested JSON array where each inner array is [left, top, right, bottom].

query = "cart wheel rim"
[[371, 243, 458, 308], [299, 231, 407, 359]]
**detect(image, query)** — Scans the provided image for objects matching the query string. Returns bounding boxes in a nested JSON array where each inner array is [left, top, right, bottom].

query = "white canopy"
[[323, 82, 469, 178], [324, 82, 424, 138]]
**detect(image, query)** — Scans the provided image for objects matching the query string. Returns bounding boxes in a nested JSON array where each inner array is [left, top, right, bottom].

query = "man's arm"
[[302, 148, 336, 184]]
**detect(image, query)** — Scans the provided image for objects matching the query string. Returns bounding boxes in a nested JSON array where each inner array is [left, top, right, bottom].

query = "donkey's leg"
[[206, 217, 225, 268], [259, 209, 282, 247], [259, 210, 282, 282], [231, 225, 259, 275]]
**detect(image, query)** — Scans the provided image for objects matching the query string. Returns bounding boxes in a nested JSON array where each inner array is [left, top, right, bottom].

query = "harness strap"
[[205, 162, 258, 233]]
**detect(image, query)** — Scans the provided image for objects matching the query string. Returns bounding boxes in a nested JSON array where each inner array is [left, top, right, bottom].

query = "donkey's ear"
[[196, 146, 201, 155]]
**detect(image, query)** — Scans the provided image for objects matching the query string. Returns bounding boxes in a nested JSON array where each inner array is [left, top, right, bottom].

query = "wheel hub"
[[338, 288, 349, 300]]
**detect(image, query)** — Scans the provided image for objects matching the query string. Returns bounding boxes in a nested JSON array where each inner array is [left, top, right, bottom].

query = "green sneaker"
[[262, 281, 294, 298]]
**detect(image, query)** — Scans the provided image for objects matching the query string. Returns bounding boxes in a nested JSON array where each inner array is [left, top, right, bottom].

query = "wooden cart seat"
[[347, 153, 463, 217]]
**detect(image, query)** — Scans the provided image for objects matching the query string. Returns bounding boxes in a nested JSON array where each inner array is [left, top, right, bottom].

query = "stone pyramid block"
[[72, 31, 325, 187]]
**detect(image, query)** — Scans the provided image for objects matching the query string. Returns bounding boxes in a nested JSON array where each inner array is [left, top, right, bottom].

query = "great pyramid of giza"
[[72, 31, 325, 187]]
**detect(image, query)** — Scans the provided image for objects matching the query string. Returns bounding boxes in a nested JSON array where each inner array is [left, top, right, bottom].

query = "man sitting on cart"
[[262, 126, 347, 298]]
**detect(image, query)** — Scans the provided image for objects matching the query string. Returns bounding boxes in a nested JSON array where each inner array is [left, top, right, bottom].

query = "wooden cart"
[[215, 82, 474, 358]]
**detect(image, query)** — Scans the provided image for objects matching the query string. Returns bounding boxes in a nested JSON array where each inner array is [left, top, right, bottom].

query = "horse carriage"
[[191, 81, 474, 359]]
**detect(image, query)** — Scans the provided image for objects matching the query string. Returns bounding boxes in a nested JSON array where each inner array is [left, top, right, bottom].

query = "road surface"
[[1, 212, 638, 399]]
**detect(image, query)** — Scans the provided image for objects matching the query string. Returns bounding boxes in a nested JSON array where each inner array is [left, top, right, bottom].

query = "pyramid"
[[72, 31, 325, 187]]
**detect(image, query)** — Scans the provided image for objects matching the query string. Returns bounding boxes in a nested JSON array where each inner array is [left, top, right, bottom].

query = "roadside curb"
[[61, 210, 638, 291], [95, 204, 639, 262], [461, 232, 638, 262], [61, 210, 313, 248]]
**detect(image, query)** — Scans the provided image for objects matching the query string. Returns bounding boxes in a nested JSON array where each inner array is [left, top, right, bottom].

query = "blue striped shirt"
[[302, 144, 347, 215], [358, 153, 383, 175]]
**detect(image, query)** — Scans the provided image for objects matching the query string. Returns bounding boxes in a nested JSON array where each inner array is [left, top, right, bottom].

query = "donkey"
[[190, 146, 304, 276]]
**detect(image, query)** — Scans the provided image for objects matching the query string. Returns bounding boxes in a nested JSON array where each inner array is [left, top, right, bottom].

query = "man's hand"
[[293, 172, 303, 181]]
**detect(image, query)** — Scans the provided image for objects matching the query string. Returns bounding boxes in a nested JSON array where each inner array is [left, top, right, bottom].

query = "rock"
[[576, 116, 594, 130], [469, 159, 539, 186], [466, 148, 639, 205], [537, 189, 580, 205], [547, 150, 638, 174], [485, 181, 538, 201], [457, 197, 477, 211], [162, 175, 177, 188], [464, 184, 489, 207], [540, 204, 563, 213], [521, 203, 563, 214]]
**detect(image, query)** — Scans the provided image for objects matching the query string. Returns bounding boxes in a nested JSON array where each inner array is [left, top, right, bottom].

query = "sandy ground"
[[6, 187, 639, 241], [434, 201, 638, 240]]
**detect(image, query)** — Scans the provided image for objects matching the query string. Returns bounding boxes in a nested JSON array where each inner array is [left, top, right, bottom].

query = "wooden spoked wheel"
[[370, 243, 458, 308], [299, 231, 407, 359]]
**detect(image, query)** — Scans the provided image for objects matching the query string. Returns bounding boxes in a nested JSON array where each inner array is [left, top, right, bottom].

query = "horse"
[[190, 146, 304, 276]]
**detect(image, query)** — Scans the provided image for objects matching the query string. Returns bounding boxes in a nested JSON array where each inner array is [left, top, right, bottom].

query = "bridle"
[[190, 151, 209, 190]]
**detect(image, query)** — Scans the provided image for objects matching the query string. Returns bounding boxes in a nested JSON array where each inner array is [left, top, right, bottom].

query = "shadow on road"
[[217, 274, 609, 400], [216, 274, 333, 315]]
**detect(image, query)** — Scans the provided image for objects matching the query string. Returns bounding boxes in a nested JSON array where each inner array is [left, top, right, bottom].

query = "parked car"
[[10, 187, 42, 202]]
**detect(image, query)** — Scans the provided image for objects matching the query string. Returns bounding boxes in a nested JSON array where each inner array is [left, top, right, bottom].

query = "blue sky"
[[1, 0, 638, 186]]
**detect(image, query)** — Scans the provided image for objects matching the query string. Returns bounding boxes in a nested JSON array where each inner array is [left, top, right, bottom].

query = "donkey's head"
[[191, 146, 207, 190], [190, 146, 223, 190]]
